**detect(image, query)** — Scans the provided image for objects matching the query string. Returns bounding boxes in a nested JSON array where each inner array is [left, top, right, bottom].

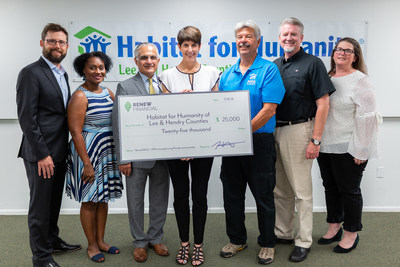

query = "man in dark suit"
[[16, 23, 81, 267], [112, 42, 170, 263]]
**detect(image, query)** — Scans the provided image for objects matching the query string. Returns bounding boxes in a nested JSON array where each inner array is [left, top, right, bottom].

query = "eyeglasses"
[[45, 39, 68, 47], [334, 47, 354, 55], [138, 55, 158, 61]]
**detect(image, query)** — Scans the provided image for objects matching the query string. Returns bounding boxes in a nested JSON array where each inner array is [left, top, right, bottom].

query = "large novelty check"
[[118, 91, 253, 161]]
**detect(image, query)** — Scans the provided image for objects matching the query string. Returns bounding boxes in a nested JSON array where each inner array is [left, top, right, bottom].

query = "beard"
[[283, 45, 295, 53], [42, 47, 66, 64]]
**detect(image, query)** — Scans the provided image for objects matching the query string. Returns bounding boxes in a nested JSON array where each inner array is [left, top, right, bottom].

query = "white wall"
[[1, 0, 400, 214]]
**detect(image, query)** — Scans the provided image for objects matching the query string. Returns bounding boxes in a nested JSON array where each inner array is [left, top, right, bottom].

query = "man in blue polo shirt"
[[219, 20, 285, 265]]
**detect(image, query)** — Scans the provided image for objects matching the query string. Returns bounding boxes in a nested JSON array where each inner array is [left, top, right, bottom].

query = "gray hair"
[[279, 17, 304, 35], [134, 42, 159, 58], [234, 20, 261, 41]]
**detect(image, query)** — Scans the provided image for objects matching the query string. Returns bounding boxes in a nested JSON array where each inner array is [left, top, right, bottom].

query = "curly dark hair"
[[73, 51, 113, 77]]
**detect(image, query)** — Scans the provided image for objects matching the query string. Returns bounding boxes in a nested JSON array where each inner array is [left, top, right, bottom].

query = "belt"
[[276, 118, 312, 127]]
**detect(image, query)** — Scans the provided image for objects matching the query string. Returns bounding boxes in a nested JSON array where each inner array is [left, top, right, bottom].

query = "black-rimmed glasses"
[[334, 47, 354, 55], [45, 39, 68, 47]]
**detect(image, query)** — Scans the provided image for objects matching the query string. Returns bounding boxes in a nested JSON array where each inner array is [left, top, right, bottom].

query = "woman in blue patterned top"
[[66, 52, 123, 263]]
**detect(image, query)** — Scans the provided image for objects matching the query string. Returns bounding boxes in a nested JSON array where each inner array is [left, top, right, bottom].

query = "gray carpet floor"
[[1, 212, 399, 266]]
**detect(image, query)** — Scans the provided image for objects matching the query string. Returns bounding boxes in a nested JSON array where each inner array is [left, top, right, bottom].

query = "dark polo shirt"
[[274, 48, 335, 121]]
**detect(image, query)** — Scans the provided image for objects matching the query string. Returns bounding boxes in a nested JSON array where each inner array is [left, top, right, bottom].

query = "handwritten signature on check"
[[211, 141, 245, 149]]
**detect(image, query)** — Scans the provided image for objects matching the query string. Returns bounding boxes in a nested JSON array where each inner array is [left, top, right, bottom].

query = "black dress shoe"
[[318, 227, 343, 245], [34, 259, 60, 267], [53, 239, 82, 253], [289, 246, 310, 262], [276, 237, 294, 244], [333, 234, 359, 253], [44, 260, 60, 267]]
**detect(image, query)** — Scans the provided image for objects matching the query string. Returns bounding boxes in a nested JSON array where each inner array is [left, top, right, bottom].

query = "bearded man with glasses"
[[17, 23, 81, 267]]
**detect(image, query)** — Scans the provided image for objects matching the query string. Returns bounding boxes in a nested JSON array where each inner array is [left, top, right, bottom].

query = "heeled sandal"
[[176, 242, 190, 265], [192, 243, 204, 266]]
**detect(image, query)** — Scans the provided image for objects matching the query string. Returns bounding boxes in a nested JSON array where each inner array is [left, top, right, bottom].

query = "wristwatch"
[[311, 138, 321, 146]]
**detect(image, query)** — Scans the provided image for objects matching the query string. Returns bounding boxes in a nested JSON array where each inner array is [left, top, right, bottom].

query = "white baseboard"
[[2, 206, 400, 215], [0, 209, 28, 215]]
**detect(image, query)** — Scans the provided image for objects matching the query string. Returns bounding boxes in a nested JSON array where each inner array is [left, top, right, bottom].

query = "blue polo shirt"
[[220, 54, 285, 133]]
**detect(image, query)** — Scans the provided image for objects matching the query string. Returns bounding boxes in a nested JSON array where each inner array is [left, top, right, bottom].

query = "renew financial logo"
[[124, 101, 132, 112], [74, 26, 112, 54]]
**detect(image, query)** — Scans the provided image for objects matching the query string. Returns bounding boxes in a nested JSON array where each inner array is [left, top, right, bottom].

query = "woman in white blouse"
[[317, 37, 380, 253], [159, 26, 221, 266]]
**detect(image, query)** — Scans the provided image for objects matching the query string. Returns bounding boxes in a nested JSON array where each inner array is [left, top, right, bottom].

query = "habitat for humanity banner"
[[69, 21, 367, 81]]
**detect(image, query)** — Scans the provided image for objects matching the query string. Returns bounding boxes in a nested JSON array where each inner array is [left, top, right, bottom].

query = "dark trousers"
[[167, 157, 213, 244], [220, 133, 277, 248], [317, 153, 367, 232], [24, 160, 67, 265]]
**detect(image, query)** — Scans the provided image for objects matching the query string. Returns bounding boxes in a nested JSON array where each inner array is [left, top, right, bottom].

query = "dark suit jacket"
[[112, 72, 163, 169], [16, 57, 70, 163]]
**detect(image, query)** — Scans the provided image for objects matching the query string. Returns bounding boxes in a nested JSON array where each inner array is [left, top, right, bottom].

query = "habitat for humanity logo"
[[247, 73, 257, 85], [74, 26, 112, 54]]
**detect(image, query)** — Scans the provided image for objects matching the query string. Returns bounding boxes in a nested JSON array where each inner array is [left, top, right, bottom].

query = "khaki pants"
[[274, 120, 314, 248]]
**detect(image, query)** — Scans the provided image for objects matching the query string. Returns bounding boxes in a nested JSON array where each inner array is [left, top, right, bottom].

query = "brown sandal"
[[176, 242, 190, 265], [192, 243, 204, 266]]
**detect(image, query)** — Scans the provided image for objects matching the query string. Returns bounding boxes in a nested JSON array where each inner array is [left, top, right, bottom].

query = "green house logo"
[[74, 26, 111, 54]]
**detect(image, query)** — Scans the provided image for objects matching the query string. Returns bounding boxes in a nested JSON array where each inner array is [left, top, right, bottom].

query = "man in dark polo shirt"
[[273, 17, 335, 263]]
